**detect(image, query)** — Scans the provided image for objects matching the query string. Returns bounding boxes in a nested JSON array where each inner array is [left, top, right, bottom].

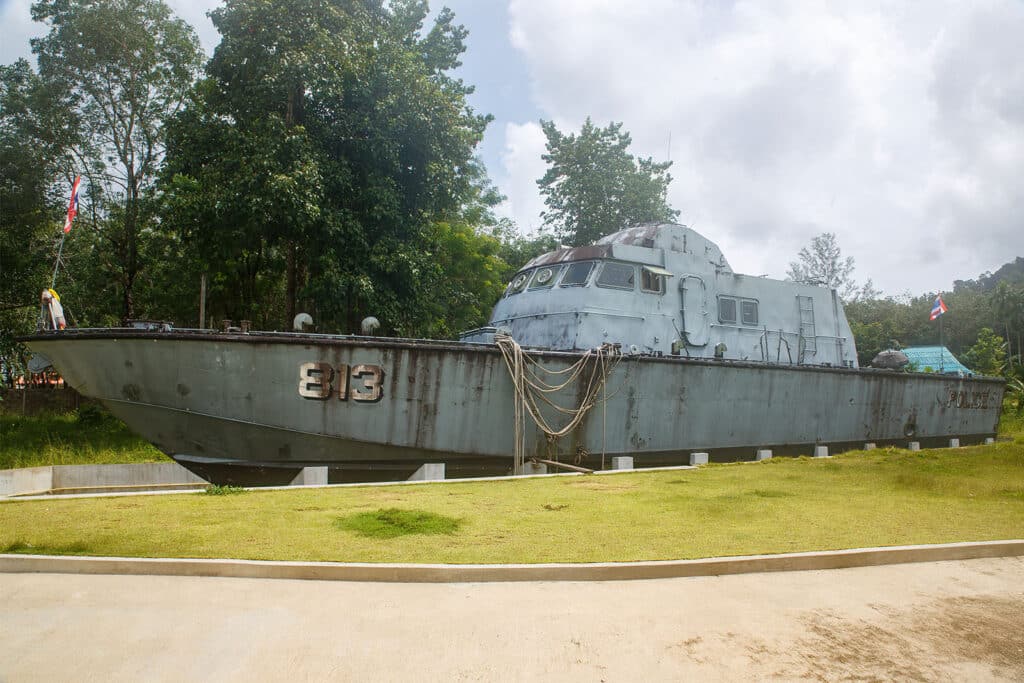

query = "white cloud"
[[0, 0, 44, 66], [506, 0, 1024, 294], [495, 121, 548, 233]]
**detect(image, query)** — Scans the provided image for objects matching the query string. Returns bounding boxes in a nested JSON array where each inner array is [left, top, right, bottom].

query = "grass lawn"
[[2, 439, 1023, 564], [0, 408, 168, 470], [1, 405, 1022, 564]]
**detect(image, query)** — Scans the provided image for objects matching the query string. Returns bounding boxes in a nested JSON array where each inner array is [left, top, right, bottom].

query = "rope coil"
[[495, 334, 622, 473]]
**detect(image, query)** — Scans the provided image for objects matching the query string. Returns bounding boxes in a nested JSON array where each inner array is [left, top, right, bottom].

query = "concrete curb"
[[2, 540, 1021, 583]]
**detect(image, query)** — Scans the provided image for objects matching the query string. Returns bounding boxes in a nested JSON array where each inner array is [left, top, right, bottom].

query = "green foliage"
[[963, 328, 1007, 376], [0, 60, 62, 365], [336, 508, 462, 538], [204, 484, 246, 496], [161, 0, 493, 335], [0, 412, 168, 469], [23, 0, 204, 322], [537, 118, 679, 246]]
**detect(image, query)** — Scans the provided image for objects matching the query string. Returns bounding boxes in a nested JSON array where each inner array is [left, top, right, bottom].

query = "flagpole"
[[939, 314, 944, 373], [50, 230, 68, 290]]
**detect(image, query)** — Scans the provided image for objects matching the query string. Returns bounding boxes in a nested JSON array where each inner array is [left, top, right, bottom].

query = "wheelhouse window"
[[596, 262, 636, 290], [641, 266, 671, 294], [559, 261, 595, 287], [741, 300, 759, 326], [528, 265, 563, 290], [718, 296, 737, 324], [506, 270, 530, 296], [718, 296, 759, 325]]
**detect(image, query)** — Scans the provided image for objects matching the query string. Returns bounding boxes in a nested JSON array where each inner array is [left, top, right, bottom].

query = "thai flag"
[[63, 175, 81, 233], [929, 295, 947, 321]]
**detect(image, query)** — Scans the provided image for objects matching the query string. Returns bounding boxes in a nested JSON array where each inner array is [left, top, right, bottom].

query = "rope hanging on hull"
[[495, 334, 622, 473]]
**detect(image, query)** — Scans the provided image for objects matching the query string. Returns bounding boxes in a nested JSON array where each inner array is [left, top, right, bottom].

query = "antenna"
[[666, 131, 672, 162]]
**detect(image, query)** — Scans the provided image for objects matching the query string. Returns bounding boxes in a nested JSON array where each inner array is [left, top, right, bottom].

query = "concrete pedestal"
[[864, 443, 876, 451], [689, 452, 708, 466], [755, 450, 772, 461], [814, 446, 829, 458], [948, 438, 960, 448], [611, 456, 634, 471], [408, 463, 445, 481], [290, 467, 328, 486], [908, 442, 921, 452]]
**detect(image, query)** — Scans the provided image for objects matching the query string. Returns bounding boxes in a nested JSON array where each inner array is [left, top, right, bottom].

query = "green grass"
[[0, 408, 169, 469], [0, 401, 1020, 564], [1, 441, 1022, 564], [337, 508, 463, 539]]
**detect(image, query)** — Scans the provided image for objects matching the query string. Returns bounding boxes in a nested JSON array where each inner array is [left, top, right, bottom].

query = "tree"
[[537, 118, 679, 246], [29, 0, 203, 321], [161, 0, 493, 335], [0, 60, 63, 378], [963, 327, 1007, 376], [787, 232, 878, 302]]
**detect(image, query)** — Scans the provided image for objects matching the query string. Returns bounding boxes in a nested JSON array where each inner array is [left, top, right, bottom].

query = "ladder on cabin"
[[797, 296, 816, 363]]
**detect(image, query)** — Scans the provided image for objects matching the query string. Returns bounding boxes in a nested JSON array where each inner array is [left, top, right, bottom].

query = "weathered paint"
[[25, 329, 1003, 482], [463, 223, 858, 367]]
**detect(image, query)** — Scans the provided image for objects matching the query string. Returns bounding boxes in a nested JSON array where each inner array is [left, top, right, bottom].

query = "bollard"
[[689, 452, 709, 466], [814, 446, 829, 458], [908, 441, 921, 451], [755, 449, 772, 461]]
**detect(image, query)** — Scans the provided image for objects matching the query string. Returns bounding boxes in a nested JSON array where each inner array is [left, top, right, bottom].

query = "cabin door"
[[680, 276, 709, 347]]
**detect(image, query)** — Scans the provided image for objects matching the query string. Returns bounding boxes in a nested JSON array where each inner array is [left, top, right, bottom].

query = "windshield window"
[[506, 270, 530, 296], [528, 265, 564, 290], [559, 261, 594, 287], [596, 262, 635, 290]]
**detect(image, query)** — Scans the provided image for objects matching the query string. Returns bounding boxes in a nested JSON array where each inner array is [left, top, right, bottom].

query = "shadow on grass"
[[335, 508, 462, 539], [2, 540, 92, 555]]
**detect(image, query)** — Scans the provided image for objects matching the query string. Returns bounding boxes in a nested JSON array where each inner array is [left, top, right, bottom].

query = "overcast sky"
[[3, 0, 1023, 295]]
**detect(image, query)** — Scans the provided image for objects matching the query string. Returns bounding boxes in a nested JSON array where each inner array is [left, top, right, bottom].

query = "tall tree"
[[162, 0, 492, 335], [0, 60, 63, 376], [30, 0, 203, 321], [537, 118, 679, 246], [787, 232, 878, 302]]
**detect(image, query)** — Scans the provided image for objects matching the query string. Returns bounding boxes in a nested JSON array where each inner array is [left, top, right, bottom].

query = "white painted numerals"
[[299, 362, 385, 403]]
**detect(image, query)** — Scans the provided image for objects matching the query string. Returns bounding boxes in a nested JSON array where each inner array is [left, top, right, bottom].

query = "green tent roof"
[[902, 346, 972, 375]]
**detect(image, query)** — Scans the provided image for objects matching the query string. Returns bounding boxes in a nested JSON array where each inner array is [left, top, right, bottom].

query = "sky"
[[3, 0, 1023, 296]]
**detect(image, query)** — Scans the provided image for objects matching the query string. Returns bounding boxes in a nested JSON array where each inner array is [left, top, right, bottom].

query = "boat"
[[21, 223, 1005, 485]]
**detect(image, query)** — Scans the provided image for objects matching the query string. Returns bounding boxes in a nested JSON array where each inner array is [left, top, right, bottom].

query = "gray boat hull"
[[24, 330, 1005, 484]]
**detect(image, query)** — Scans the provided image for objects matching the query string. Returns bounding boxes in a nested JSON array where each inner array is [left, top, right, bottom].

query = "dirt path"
[[2, 557, 1022, 681]]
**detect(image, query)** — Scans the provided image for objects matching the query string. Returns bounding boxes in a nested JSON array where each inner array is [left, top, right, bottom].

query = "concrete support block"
[[755, 449, 772, 461], [689, 452, 709, 466], [408, 463, 445, 481], [611, 456, 634, 471], [908, 442, 921, 452], [949, 438, 960, 448], [985, 437, 995, 445], [519, 462, 548, 476], [814, 446, 829, 458], [290, 466, 328, 486], [864, 443, 876, 451]]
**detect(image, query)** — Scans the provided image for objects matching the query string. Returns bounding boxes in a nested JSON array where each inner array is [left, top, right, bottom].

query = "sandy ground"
[[1, 557, 1023, 682]]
